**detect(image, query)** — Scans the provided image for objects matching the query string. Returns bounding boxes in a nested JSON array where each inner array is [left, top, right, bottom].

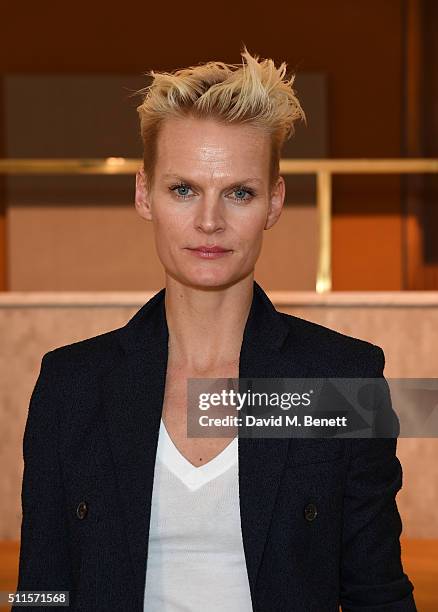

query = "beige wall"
[[1, 290, 437, 540]]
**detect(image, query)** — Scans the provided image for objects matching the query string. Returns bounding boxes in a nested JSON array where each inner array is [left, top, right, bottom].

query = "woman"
[[14, 47, 416, 611]]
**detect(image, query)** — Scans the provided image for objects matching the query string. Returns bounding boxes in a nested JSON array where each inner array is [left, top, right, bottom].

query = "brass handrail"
[[1, 158, 437, 175], [1, 157, 437, 292]]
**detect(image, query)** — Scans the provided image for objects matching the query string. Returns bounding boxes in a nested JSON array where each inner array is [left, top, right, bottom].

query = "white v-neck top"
[[143, 418, 253, 612]]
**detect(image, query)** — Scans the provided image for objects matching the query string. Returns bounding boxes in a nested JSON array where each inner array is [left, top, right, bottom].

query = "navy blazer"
[[14, 281, 417, 611]]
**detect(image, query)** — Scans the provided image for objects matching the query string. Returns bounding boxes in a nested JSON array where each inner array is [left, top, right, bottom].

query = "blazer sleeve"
[[339, 346, 417, 612], [12, 351, 73, 610]]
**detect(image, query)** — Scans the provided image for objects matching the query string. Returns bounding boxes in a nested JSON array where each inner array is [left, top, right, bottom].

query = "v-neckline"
[[157, 418, 238, 491]]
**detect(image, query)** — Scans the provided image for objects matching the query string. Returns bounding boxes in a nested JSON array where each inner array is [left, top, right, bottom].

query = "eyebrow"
[[161, 174, 263, 188]]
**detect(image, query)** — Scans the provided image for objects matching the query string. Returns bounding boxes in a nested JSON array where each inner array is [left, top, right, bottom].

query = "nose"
[[194, 196, 226, 234]]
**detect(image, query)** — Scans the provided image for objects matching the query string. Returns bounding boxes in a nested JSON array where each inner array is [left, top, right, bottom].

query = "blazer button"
[[76, 501, 88, 520], [304, 503, 317, 522]]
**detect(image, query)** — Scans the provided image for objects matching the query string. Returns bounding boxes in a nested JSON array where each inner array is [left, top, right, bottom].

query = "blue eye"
[[234, 188, 248, 200], [170, 183, 192, 199], [231, 187, 254, 202]]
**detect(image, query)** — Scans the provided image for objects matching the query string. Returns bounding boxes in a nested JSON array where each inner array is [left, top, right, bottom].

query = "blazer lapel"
[[237, 282, 311, 601], [100, 289, 169, 608], [100, 281, 311, 609]]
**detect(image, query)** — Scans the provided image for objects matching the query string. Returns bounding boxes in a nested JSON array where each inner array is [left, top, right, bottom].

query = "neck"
[[164, 274, 254, 372]]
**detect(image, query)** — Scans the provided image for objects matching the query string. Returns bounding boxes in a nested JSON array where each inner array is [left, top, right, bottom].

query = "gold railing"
[[1, 158, 437, 293]]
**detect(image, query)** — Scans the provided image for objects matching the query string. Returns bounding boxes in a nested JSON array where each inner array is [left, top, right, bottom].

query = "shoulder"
[[40, 326, 125, 390], [40, 289, 165, 377], [278, 311, 385, 376]]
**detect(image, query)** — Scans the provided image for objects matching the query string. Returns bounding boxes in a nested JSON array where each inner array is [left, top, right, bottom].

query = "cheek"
[[153, 211, 181, 240], [235, 209, 267, 242]]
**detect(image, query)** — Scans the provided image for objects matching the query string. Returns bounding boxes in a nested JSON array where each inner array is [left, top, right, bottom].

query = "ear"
[[135, 167, 153, 221], [265, 175, 285, 230]]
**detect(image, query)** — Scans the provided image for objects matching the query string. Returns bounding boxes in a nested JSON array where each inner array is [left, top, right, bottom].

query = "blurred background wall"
[[3, 73, 325, 291], [0, 0, 437, 292]]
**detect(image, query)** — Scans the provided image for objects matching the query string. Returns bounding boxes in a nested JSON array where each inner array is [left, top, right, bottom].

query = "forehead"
[[155, 115, 271, 181]]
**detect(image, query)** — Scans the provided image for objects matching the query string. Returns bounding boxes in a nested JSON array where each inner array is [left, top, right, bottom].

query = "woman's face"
[[135, 115, 285, 289]]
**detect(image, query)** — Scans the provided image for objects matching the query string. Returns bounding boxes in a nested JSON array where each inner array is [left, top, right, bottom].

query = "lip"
[[189, 245, 230, 253], [186, 246, 233, 259]]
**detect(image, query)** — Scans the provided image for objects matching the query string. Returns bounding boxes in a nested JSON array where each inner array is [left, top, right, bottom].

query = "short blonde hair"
[[135, 45, 306, 188]]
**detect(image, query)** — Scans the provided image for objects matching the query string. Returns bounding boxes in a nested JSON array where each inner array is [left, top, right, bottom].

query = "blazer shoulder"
[[41, 325, 125, 382], [278, 311, 385, 375]]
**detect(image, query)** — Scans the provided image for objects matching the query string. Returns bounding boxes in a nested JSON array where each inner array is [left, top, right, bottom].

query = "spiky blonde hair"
[[135, 45, 306, 188]]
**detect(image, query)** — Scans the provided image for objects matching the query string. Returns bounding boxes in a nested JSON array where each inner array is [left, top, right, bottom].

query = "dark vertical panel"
[[403, 0, 425, 289], [404, 0, 438, 289], [0, 76, 6, 290], [423, 0, 438, 283]]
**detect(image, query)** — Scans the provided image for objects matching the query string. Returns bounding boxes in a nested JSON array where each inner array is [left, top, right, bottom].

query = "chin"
[[171, 267, 243, 291]]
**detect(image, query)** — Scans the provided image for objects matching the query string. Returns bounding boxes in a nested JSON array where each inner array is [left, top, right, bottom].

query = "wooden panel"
[[400, 538, 438, 611]]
